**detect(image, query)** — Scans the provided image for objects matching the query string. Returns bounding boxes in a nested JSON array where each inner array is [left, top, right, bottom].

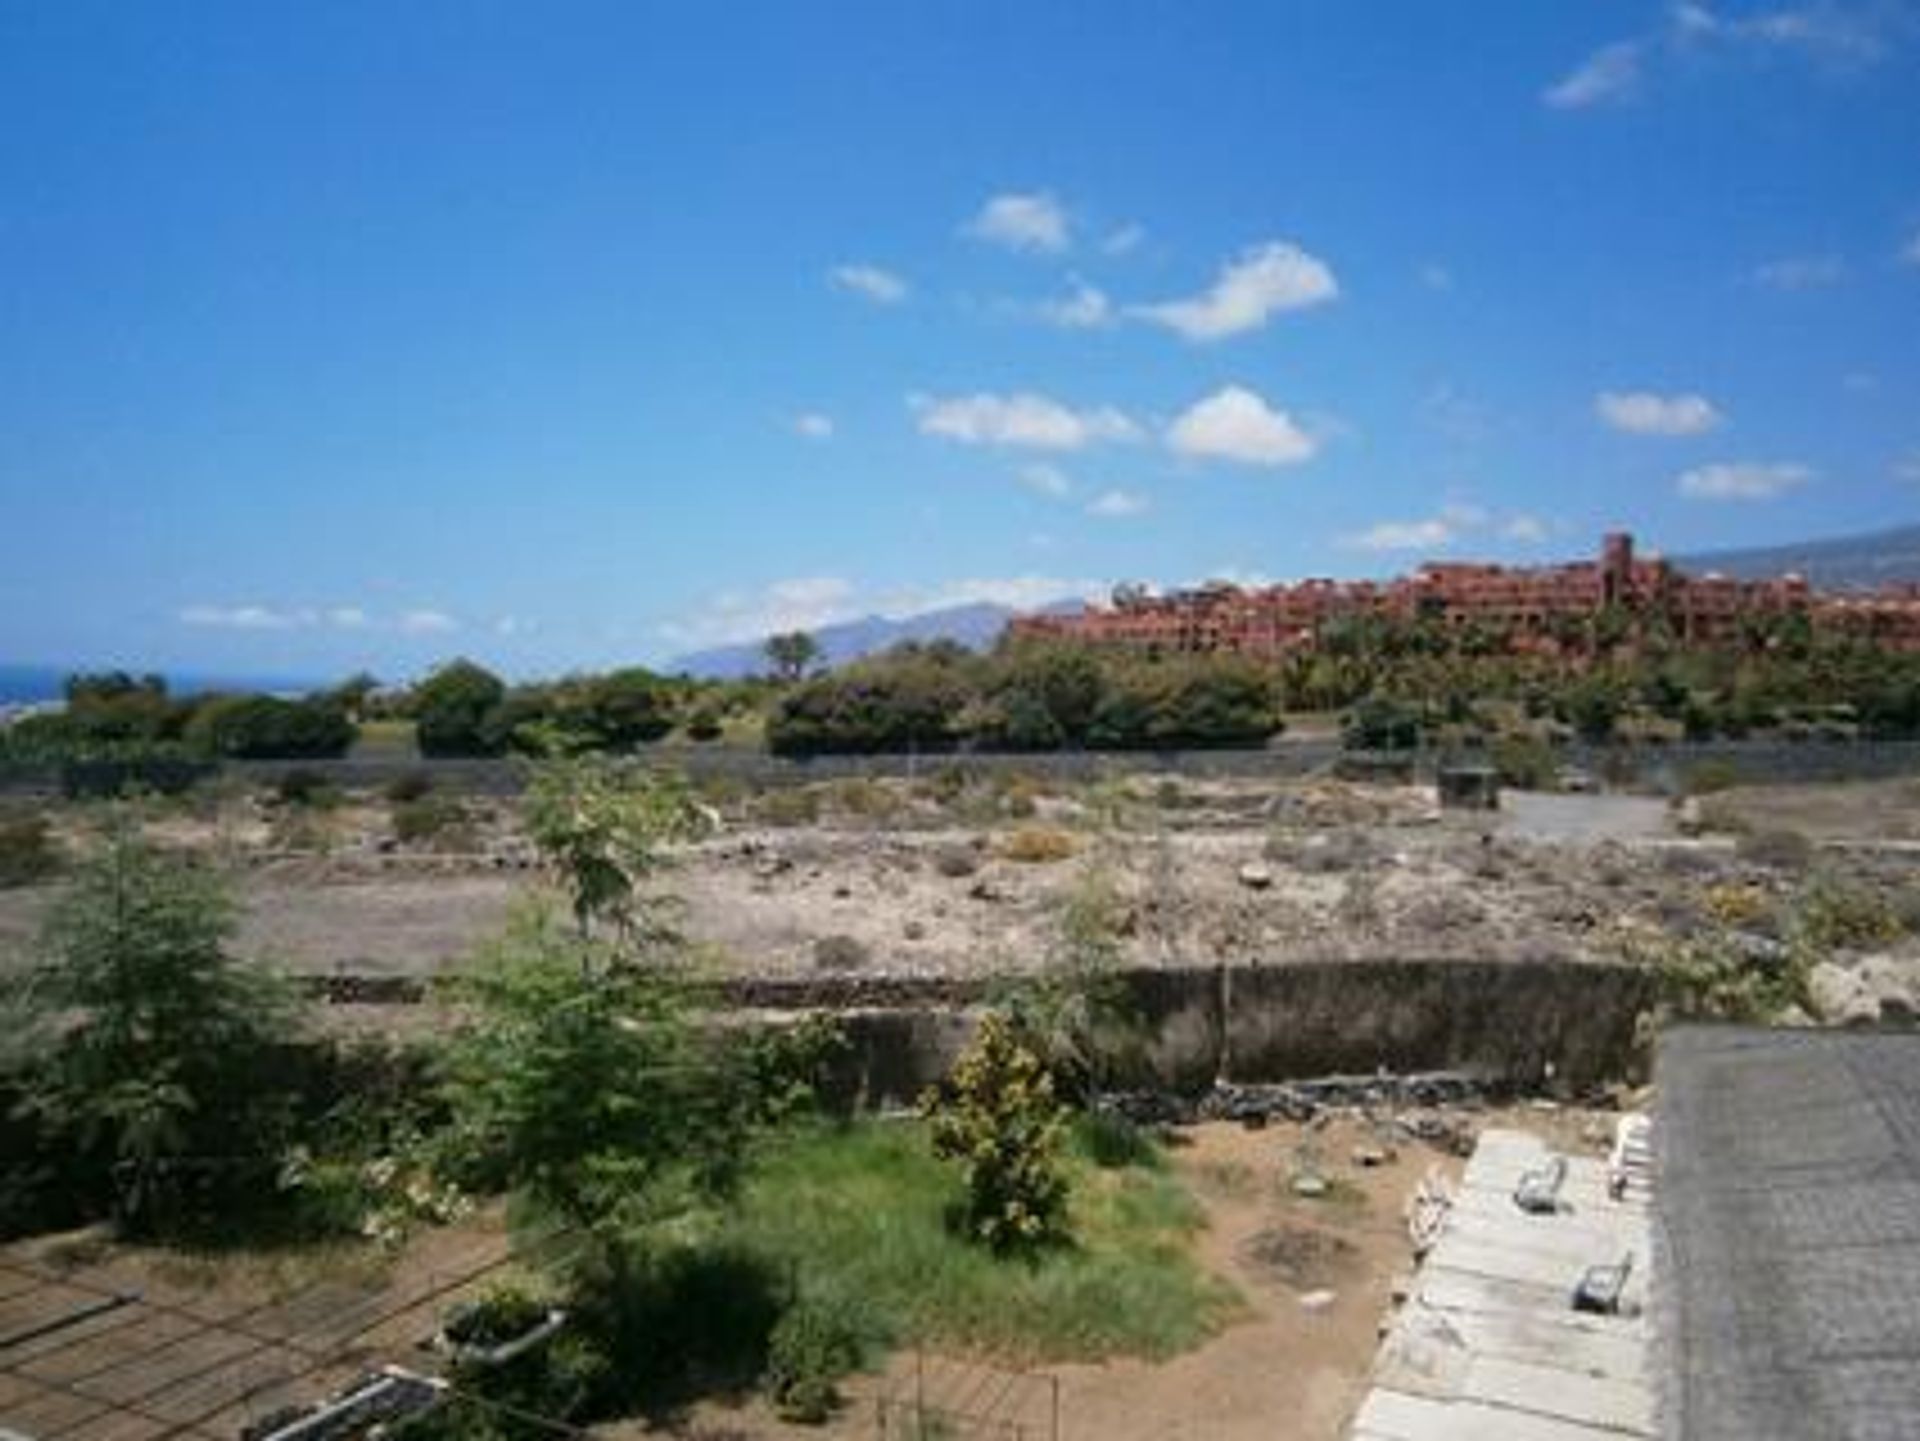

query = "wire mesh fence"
[[872, 1352, 1059, 1441]]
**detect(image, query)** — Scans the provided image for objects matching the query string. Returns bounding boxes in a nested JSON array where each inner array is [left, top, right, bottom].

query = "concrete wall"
[[755, 957, 1658, 1106]]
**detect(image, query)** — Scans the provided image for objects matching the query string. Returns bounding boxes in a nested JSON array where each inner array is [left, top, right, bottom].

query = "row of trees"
[[13, 614, 1920, 771], [766, 641, 1286, 756], [2, 672, 359, 763]]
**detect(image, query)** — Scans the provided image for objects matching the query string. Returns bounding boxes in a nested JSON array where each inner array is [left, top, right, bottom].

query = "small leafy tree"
[[436, 912, 725, 1241], [923, 1012, 1069, 1252], [764, 631, 821, 684], [521, 758, 701, 941], [16, 817, 299, 1232], [994, 867, 1142, 1102]]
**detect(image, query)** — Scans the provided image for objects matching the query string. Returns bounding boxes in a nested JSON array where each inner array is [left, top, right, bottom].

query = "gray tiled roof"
[[1656, 1026, 1920, 1441]]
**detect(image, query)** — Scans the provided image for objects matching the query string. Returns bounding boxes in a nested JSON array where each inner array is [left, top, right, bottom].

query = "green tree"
[[764, 631, 822, 684], [414, 660, 509, 757], [521, 758, 700, 941], [16, 818, 299, 1232], [922, 1012, 1069, 1253], [185, 694, 355, 759]]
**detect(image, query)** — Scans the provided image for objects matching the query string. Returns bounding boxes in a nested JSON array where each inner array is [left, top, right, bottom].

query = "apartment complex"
[[1009, 533, 1920, 657]]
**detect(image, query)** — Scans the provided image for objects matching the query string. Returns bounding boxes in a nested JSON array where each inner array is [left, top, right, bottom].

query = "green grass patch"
[[714, 1118, 1238, 1365]]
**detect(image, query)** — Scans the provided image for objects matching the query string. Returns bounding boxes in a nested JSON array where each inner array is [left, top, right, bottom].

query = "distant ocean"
[[0, 664, 325, 707]]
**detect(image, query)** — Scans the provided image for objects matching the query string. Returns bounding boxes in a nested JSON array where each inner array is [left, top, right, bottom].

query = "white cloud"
[[1036, 277, 1115, 329], [1552, 5, 1896, 115], [494, 616, 532, 637], [1418, 261, 1454, 292], [966, 191, 1070, 254], [1344, 502, 1545, 553], [1346, 518, 1458, 552], [793, 412, 834, 440], [1503, 514, 1550, 543], [1596, 390, 1724, 436], [1102, 222, 1145, 256], [829, 263, 908, 304], [1543, 42, 1641, 108], [180, 604, 305, 630], [1086, 489, 1148, 518], [1892, 451, 1920, 484], [1673, 2, 1892, 65], [1165, 385, 1317, 467], [912, 391, 1142, 450], [178, 602, 439, 633], [1677, 461, 1814, 500], [1133, 241, 1338, 341], [1751, 255, 1846, 290], [398, 609, 459, 635], [1018, 463, 1073, 498], [1903, 231, 1920, 266]]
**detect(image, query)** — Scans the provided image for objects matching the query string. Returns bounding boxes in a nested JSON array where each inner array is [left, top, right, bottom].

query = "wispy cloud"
[[1345, 517, 1458, 553], [965, 191, 1070, 253], [180, 603, 458, 634], [1677, 460, 1814, 499], [1165, 385, 1317, 467], [911, 391, 1142, 450], [1036, 276, 1115, 329], [1418, 261, 1455, 292], [1101, 222, 1145, 256], [1596, 390, 1725, 436], [1902, 230, 1920, 266], [1751, 255, 1846, 290], [179, 604, 311, 631], [1085, 489, 1148, 518], [1547, 3, 1905, 111], [829, 263, 908, 304], [1132, 241, 1338, 341], [1543, 41, 1642, 109], [792, 412, 834, 440], [1343, 502, 1548, 553], [1017, 463, 1073, 498]]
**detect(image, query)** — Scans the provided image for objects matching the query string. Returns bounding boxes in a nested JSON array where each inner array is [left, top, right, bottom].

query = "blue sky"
[[2, 1, 1917, 681]]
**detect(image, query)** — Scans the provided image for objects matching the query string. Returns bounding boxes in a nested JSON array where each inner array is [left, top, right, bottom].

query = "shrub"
[[931, 842, 981, 879], [1683, 759, 1742, 796], [1794, 875, 1902, 951], [0, 813, 60, 888], [384, 770, 435, 804], [923, 1013, 1069, 1252], [274, 768, 338, 807], [998, 827, 1076, 864], [757, 786, 822, 827], [1490, 735, 1556, 791], [812, 934, 871, 970], [186, 694, 355, 760], [392, 794, 469, 847], [764, 1297, 863, 1423], [1342, 696, 1420, 752], [1736, 828, 1814, 871]]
